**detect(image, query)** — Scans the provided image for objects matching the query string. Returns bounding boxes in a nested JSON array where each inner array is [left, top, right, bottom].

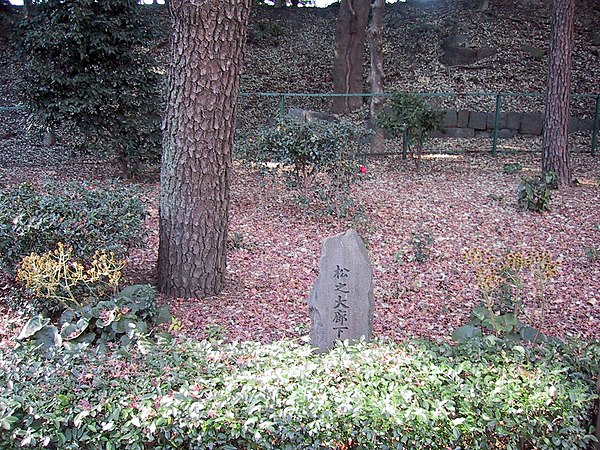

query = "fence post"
[[492, 93, 502, 157], [592, 94, 599, 157], [595, 367, 600, 450], [279, 94, 286, 120]]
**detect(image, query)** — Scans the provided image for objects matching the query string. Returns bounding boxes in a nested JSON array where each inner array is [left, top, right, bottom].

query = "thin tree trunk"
[[332, 0, 371, 114], [23, 0, 33, 16], [541, 0, 574, 187], [158, 0, 252, 298], [596, 369, 600, 450], [367, 0, 385, 153], [476, 0, 489, 12]]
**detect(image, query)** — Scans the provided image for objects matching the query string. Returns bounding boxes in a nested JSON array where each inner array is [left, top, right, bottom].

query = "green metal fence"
[[4, 91, 599, 156], [239, 91, 600, 157], [0, 105, 25, 112]]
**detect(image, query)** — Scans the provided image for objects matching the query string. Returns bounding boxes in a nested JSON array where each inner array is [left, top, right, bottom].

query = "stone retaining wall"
[[283, 107, 596, 140], [434, 110, 596, 139]]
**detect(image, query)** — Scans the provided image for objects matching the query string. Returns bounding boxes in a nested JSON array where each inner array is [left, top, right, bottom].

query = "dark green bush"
[[503, 162, 523, 174], [395, 231, 435, 265], [18, 0, 163, 175], [0, 181, 145, 272], [517, 172, 557, 212], [237, 118, 371, 217], [248, 19, 284, 46], [378, 93, 444, 167], [0, 337, 597, 449], [238, 118, 370, 181]]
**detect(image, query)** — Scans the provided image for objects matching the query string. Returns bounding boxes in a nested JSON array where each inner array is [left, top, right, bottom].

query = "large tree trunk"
[[367, 0, 385, 153], [158, 0, 251, 298], [332, 0, 371, 114], [541, 0, 574, 187]]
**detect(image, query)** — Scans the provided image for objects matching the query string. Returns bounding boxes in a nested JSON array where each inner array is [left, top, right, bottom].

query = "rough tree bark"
[[541, 0, 575, 187], [158, 0, 252, 298], [367, 0, 385, 153], [332, 0, 371, 114]]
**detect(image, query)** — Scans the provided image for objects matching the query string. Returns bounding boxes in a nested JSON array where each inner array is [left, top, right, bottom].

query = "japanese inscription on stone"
[[307, 229, 374, 352]]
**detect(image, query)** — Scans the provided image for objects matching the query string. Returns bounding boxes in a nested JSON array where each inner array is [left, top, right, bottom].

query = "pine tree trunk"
[[332, 0, 371, 114], [158, 0, 251, 298], [367, 0, 385, 153], [541, 0, 574, 187]]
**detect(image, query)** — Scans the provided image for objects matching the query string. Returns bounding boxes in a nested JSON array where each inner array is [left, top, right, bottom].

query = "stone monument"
[[307, 229, 374, 352]]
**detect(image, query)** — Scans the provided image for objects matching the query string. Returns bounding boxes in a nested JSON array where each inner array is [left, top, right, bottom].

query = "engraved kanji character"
[[334, 295, 349, 309], [334, 283, 350, 294], [333, 310, 348, 325], [334, 265, 349, 279], [333, 326, 349, 338]]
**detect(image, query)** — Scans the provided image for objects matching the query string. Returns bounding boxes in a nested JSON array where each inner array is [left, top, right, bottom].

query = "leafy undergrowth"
[[0, 337, 598, 449]]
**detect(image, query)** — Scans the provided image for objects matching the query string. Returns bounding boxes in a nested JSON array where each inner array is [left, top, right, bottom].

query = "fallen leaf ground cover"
[[1, 138, 599, 345], [166, 150, 600, 344]]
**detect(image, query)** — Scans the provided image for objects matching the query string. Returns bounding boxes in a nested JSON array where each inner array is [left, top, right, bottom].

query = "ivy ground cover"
[[0, 337, 598, 449]]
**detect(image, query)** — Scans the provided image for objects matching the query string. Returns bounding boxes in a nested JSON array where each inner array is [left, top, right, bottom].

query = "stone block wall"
[[278, 107, 596, 143], [436, 109, 595, 138]]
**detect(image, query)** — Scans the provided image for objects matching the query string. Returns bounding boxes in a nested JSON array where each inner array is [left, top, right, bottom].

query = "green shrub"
[[16, 284, 171, 352], [456, 248, 559, 344], [0, 181, 145, 272], [0, 337, 597, 449], [517, 172, 557, 212], [18, 0, 162, 175], [584, 246, 599, 264], [503, 162, 523, 174], [395, 231, 435, 265], [378, 93, 444, 168], [237, 118, 372, 217], [248, 19, 284, 46]]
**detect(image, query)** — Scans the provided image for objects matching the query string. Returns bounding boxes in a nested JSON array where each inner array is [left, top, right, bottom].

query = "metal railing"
[[239, 91, 600, 157], [4, 91, 599, 156], [0, 104, 25, 112]]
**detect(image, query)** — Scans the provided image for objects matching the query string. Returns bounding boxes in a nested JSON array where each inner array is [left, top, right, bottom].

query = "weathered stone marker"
[[307, 229, 374, 352]]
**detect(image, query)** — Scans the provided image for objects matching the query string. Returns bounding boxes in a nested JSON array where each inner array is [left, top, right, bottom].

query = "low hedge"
[[0, 181, 145, 273], [0, 337, 598, 449]]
